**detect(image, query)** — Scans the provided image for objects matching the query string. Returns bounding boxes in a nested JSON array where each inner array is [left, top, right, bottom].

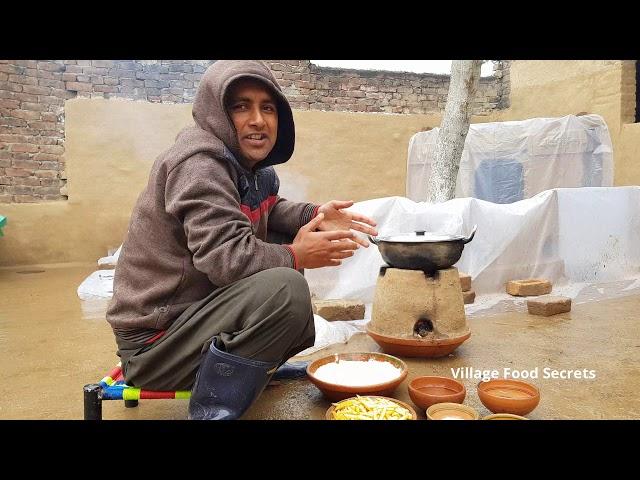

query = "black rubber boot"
[[272, 361, 309, 380], [188, 340, 279, 420]]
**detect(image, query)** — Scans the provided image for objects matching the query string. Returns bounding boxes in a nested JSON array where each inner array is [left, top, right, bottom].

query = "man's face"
[[226, 78, 278, 168]]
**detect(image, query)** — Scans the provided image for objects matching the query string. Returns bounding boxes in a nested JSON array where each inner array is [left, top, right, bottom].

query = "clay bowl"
[[367, 327, 471, 358], [326, 395, 417, 420], [307, 352, 408, 402], [408, 376, 466, 410], [483, 413, 529, 420], [477, 379, 540, 416], [426, 402, 479, 420]]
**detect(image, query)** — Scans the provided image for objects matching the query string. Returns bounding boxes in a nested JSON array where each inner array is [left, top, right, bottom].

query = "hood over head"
[[192, 60, 295, 169]]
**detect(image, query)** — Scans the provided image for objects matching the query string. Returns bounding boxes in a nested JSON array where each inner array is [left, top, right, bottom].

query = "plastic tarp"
[[77, 248, 121, 300], [298, 316, 369, 356], [304, 187, 640, 299], [407, 114, 614, 203], [98, 245, 121, 267], [77, 270, 115, 300]]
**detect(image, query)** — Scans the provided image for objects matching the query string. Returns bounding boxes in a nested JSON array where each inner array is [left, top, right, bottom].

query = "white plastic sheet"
[[296, 315, 369, 357], [305, 187, 640, 298], [407, 114, 614, 203], [77, 270, 115, 299], [97, 245, 121, 267]]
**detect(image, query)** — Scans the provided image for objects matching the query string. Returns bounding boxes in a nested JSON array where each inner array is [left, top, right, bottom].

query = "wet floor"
[[1, 264, 639, 420]]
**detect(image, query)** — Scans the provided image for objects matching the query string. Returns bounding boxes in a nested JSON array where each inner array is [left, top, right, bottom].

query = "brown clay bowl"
[[306, 352, 408, 402], [483, 413, 529, 420], [477, 379, 540, 416], [426, 402, 479, 420], [408, 376, 466, 410], [326, 395, 417, 420]]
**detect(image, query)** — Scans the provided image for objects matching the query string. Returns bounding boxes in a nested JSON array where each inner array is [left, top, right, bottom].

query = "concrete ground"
[[1, 264, 639, 420]]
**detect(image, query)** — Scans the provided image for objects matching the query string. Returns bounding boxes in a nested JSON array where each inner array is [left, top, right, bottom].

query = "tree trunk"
[[426, 60, 483, 203]]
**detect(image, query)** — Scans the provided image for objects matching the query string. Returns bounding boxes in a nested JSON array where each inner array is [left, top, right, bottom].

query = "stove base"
[[367, 326, 471, 358]]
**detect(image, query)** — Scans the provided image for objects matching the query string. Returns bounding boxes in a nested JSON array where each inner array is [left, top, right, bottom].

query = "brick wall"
[[0, 59, 509, 203], [0, 61, 71, 203], [266, 60, 507, 114], [493, 60, 511, 109]]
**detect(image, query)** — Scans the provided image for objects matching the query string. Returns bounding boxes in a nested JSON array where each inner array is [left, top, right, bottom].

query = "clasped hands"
[[291, 200, 378, 269]]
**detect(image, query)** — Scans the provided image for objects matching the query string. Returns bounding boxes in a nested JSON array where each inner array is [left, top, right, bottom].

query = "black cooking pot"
[[368, 225, 477, 272]]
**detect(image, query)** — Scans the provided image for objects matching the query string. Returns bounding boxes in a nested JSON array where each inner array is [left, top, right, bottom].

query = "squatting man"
[[106, 60, 378, 419]]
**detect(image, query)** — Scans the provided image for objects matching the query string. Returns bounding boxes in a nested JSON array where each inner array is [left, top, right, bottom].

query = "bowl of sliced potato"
[[326, 395, 417, 420]]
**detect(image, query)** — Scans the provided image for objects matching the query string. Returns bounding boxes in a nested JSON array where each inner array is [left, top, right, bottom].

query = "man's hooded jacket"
[[106, 61, 317, 344]]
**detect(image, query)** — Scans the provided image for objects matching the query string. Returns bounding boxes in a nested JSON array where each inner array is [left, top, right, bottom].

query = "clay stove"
[[367, 265, 471, 357]]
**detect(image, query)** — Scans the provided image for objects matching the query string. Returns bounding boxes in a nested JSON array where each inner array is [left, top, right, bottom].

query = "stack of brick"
[[459, 272, 475, 304]]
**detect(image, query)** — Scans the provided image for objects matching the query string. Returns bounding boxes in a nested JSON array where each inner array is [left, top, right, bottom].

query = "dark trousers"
[[119, 267, 315, 391]]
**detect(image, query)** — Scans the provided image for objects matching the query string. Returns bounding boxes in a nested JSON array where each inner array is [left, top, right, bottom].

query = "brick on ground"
[[312, 299, 365, 321], [463, 289, 476, 304], [506, 278, 552, 296], [458, 272, 472, 292], [527, 295, 571, 316]]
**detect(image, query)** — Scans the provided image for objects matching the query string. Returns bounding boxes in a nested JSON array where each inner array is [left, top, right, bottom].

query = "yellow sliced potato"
[[331, 395, 412, 420]]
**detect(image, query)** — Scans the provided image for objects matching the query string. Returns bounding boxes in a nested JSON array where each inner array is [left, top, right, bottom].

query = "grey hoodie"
[[106, 60, 317, 344]]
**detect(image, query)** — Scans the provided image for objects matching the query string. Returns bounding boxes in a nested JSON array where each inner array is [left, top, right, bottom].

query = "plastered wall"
[[1, 60, 639, 267], [0, 99, 445, 266]]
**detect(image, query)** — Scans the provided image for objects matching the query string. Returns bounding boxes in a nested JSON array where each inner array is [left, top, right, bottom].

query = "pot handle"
[[368, 235, 379, 246], [462, 225, 477, 244]]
